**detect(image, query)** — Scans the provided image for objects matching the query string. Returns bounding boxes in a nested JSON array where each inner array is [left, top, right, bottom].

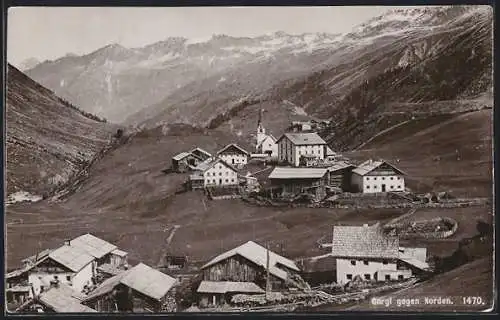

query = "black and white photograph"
[[4, 5, 494, 313]]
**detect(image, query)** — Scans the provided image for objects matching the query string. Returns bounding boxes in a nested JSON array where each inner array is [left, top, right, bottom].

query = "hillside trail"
[[156, 224, 181, 268], [355, 119, 412, 150]]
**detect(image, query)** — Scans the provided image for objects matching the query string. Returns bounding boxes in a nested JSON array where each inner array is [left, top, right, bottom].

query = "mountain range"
[[24, 5, 493, 133]]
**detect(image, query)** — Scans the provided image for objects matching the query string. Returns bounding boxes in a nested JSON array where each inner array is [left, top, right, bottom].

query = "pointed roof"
[[352, 159, 406, 176], [194, 157, 239, 173], [69, 233, 117, 259], [190, 147, 212, 158], [217, 143, 250, 156], [47, 245, 95, 273], [201, 241, 300, 280], [269, 167, 328, 179], [120, 263, 177, 301]]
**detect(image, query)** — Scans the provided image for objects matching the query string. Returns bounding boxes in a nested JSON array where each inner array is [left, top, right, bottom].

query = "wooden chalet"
[[268, 167, 329, 201], [83, 263, 177, 313], [200, 241, 304, 291]]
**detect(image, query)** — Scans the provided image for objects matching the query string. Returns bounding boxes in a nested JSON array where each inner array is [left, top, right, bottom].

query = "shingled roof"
[[269, 167, 328, 179], [47, 245, 95, 273], [217, 143, 250, 156], [39, 284, 96, 313], [331, 223, 399, 259], [352, 159, 406, 176], [69, 233, 117, 259]]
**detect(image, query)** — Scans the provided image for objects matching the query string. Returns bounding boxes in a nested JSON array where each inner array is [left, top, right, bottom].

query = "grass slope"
[[6, 64, 116, 196]]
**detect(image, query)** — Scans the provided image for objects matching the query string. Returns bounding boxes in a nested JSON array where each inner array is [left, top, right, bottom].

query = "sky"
[[7, 6, 393, 66]]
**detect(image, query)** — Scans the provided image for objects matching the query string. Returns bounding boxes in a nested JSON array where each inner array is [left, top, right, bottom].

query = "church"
[[255, 109, 278, 158]]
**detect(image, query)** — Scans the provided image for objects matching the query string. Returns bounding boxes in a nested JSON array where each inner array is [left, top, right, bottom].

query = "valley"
[[5, 5, 494, 313]]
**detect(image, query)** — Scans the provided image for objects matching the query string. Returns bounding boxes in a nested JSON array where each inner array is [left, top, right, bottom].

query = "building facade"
[[351, 160, 406, 193], [277, 133, 327, 167], [217, 144, 250, 168], [331, 223, 420, 285], [192, 158, 239, 187]]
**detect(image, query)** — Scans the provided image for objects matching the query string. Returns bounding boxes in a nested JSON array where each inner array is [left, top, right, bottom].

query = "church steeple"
[[256, 108, 267, 151]]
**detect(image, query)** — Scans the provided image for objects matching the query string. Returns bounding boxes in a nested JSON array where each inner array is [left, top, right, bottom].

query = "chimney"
[[64, 239, 71, 246]]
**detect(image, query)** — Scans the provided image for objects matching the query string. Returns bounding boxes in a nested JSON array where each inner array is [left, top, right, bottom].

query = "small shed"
[[34, 283, 97, 313], [196, 281, 264, 308], [84, 263, 178, 313]]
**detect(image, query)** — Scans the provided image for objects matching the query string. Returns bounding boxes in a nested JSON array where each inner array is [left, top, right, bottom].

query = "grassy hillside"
[[5, 64, 116, 197]]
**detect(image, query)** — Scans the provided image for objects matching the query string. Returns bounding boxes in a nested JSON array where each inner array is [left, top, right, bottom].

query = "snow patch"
[[6, 191, 42, 206]]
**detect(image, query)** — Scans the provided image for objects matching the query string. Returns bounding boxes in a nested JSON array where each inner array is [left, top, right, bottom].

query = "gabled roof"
[[22, 248, 53, 265], [84, 268, 131, 301], [120, 263, 177, 301], [352, 159, 406, 176], [217, 143, 250, 156], [172, 152, 193, 161], [257, 134, 277, 148], [277, 132, 326, 146], [269, 167, 328, 179], [190, 147, 212, 158], [47, 245, 95, 273], [331, 223, 399, 259], [201, 241, 300, 281], [197, 281, 265, 294], [69, 233, 117, 259], [39, 284, 96, 313], [194, 157, 238, 173]]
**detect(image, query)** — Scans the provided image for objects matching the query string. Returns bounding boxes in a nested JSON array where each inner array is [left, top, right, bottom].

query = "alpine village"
[[6, 108, 492, 313]]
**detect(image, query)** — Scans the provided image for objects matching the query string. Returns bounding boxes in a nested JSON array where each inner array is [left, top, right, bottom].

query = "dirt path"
[[156, 224, 181, 267], [355, 119, 412, 150]]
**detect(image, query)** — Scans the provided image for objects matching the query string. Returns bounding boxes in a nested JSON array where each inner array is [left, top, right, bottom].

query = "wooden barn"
[[172, 152, 203, 173], [190, 147, 212, 162], [326, 161, 356, 193], [200, 241, 304, 291], [83, 263, 177, 313], [268, 167, 329, 201]]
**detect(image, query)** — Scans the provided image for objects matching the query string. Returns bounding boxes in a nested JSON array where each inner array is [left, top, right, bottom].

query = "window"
[[367, 186, 370, 189], [385, 275, 391, 281], [382, 260, 388, 265], [390, 177, 394, 180], [374, 185, 377, 188], [364, 274, 371, 280], [397, 177, 401, 180], [66, 275, 71, 281], [366, 177, 370, 180], [225, 179, 228, 183], [374, 177, 377, 180], [363, 260, 369, 265], [382, 177, 385, 180], [219, 172, 222, 176], [350, 260, 356, 266], [398, 275, 404, 280], [390, 186, 394, 189], [231, 179, 234, 182], [346, 274, 353, 280]]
